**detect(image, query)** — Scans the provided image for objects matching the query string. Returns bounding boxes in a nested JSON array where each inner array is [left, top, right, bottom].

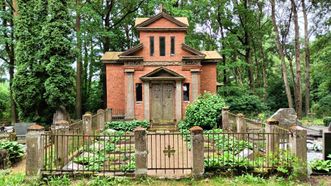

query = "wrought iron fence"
[[204, 130, 292, 173], [146, 132, 192, 175], [42, 131, 135, 176]]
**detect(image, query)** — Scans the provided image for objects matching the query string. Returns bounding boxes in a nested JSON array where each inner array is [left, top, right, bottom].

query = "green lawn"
[[0, 170, 319, 186]]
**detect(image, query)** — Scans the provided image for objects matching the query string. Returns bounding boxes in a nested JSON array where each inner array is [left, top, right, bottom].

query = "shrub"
[[315, 94, 331, 117], [225, 95, 268, 116], [184, 92, 225, 130], [0, 140, 24, 163], [323, 117, 331, 126], [106, 120, 149, 131]]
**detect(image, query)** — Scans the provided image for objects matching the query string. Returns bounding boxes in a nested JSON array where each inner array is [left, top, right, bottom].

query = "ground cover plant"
[[106, 120, 149, 131], [0, 140, 24, 163], [310, 154, 331, 173]]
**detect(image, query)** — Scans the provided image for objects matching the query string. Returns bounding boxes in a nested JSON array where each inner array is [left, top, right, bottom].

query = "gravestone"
[[52, 106, 70, 125], [14, 123, 34, 143], [268, 108, 297, 128], [323, 132, 331, 160]]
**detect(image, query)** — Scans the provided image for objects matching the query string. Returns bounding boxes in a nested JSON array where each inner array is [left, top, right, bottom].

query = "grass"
[[300, 117, 324, 126], [0, 170, 315, 186]]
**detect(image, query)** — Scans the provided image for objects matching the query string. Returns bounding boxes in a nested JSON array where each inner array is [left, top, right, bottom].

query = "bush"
[[323, 117, 331, 127], [218, 85, 268, 116], [315, 94, 331, 117], [106, 120, 149, 131], [0, 140, 24, 163], [184, 92, 225, 130], [0, 83, 10, 123]]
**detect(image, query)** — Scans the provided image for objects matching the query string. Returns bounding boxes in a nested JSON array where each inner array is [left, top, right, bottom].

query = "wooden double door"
[[150, 81, 175, 124]]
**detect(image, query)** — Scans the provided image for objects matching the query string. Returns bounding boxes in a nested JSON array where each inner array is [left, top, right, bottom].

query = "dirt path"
[[11, 158, 25, 173]]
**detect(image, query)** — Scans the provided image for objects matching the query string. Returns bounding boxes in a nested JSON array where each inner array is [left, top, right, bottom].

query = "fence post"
[[222, 107, 230, 131], [236, 113, 246, 139], [54, 120, 69, 169], [97, 109, 105, 131], [266, 119, 279, 156], [26, 124, 45, 177], [290, 127, 307, 178], [190, 126, 204, 178], [105, 108, 112, 122], [83, 112, 92, 135], [134, 127, 147, 177]]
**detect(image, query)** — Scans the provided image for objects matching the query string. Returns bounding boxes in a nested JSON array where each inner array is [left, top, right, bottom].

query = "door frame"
[[150, 81, 176, 125]]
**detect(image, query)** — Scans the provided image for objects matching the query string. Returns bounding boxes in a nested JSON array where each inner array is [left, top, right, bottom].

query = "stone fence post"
[[290, 127, 307, 177], [54, 120, 69, 169], [105, 108, 112, 123], [26, 124, 45, 177], [265, 119, 280, 156], [190, 126, 204, 178], [236, 113, 246, 139], [83, 112, 92, 135], [134, 127, 147, 177], [97, 109, 105, 131], [221, 107, 230, 131]]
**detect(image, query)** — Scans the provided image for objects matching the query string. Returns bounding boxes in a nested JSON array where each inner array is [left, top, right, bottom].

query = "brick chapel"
[[101, 9, 221, 128]]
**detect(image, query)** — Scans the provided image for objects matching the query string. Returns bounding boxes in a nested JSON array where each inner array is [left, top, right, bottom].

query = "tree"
[[13, 0, 48, 122], [291, 0, 302, 118], [301, 0, 311, 115], [270, 0, 294, 108], [75, 0, 82, 119], [41, 0, 75, 113]]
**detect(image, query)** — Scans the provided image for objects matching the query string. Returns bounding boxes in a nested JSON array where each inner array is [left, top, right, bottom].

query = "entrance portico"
[[140, 67, 184, 125]]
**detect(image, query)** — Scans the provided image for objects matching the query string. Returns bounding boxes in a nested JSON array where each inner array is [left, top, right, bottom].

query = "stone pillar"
[[265, 119, 279, 156], [221, 107, 230, 130], [83, 112, 92, 135], [134, 127, 147, 177], [97, 109, 105, 131], [143, 82, 150, 121], [54, 120, 69, 169], [175, 81, 182, 122], [190, 126, 204, 178], [105, 108, 112, 122], [236, 113, 246, 139], [26, 124, 45, 177], [125, 69, 135, 120], [191, 69, 200, 101], [290, 128, 307, 178]]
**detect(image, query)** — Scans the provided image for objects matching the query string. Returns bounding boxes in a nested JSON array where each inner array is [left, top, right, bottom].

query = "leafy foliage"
[[184, 92, 225, 130], [0, 83, 9, 123], [0, 140, 24, 163], [310, 154, 331, 173], [106, 120, 149, 132]]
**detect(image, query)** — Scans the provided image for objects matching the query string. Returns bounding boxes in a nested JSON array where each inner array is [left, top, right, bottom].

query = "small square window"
[[183, 83, 190, 101], [136, 83, 142, 102]]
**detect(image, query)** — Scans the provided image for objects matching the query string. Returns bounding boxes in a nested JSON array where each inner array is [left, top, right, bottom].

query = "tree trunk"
[[301, 0, 311, 116], [75, 0, 82, 119], [270, 0, 294, 108], [291, 0, 302, 118]]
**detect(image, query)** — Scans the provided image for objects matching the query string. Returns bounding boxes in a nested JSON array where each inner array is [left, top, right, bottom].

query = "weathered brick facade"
[[102, 11, 221, 125]]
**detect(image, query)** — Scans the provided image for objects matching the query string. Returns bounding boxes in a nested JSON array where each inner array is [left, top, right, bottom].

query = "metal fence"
[[41, 131, 135, 176], [146, 132, 192, 175], [204, 129, 292, 173]]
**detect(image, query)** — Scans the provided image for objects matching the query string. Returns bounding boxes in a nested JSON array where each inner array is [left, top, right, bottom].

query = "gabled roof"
[[101, 52, 122, 61], [201, 51, 222, 60], [140, 67, 185, 81], [182, 44, 205, 59], [119, 43, 143, 56], [135, 12, 188, 28], [135, 17, 189, 27]]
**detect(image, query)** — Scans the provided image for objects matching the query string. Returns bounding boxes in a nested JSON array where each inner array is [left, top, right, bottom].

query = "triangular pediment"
[[140, 67, 185, 81], [136, 12, 188, 28]]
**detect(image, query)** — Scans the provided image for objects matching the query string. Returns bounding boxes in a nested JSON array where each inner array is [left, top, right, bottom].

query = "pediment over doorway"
[[140, 67, 185, 81]]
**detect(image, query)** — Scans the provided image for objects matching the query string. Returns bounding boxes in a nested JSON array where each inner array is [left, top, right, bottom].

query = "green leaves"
[[184, 92, 225, 130], [105, 120, 149, 132], [0, 140, 24, 163]]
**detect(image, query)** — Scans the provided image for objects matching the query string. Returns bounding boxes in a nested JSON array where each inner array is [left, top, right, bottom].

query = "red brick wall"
[[200, 63, 217, 93], [106, 64, 125, 113]]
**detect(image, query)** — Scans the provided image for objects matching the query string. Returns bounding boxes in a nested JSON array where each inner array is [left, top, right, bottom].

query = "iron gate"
[[147, 132, 192, 176]]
